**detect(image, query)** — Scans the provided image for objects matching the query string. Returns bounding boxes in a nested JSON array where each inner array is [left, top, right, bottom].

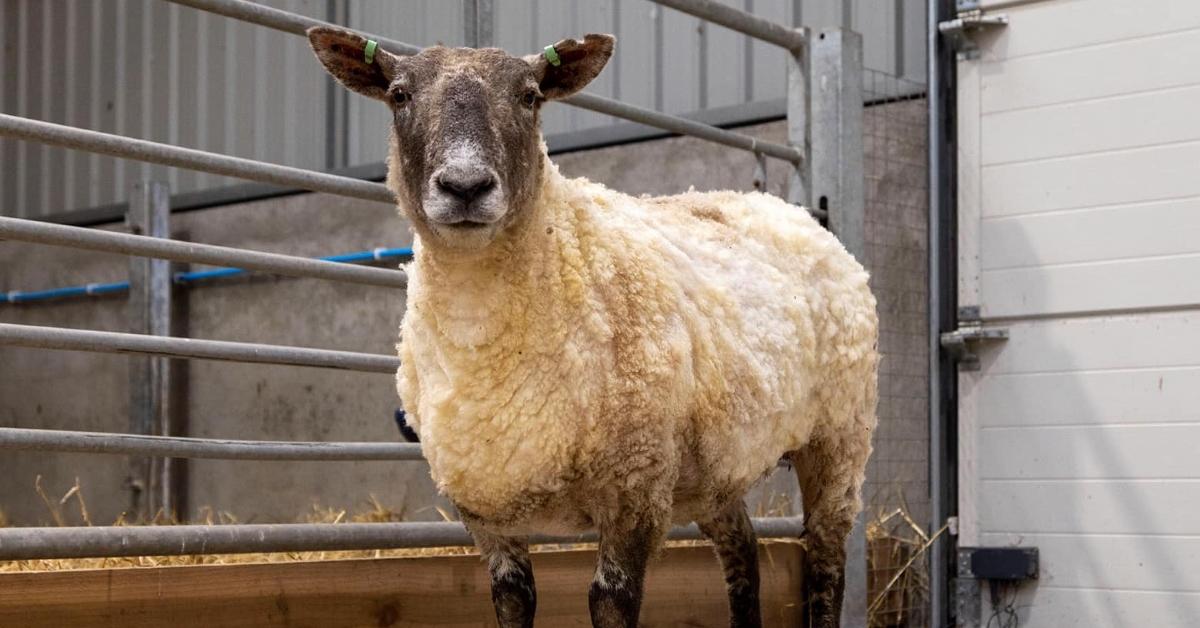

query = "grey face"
[[385, 48, 544, 250], [308, 28, 615, 252]]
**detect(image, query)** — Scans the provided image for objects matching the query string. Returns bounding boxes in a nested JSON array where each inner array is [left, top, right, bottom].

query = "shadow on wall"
[[967, 225, 1200, 624]]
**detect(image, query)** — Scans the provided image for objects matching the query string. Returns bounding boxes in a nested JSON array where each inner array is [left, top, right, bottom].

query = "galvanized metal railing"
[[0, 0, 866, 564], [0, 427, 423, 461], [0, 214, 407, 289], [0, 324, 398, 372], [161, 0, 806, 165], [0, 516, 807, 560]]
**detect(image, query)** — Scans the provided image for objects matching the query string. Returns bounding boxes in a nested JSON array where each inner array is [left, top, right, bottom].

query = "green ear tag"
[[364, 39, 378, 65], [543, 44, 561, 67]]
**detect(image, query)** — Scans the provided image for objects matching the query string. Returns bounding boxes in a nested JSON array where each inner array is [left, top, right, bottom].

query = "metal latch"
[[938, 9, 1008, 59], [940, 319, 1007, 371], [955, 546, 1039, 627]]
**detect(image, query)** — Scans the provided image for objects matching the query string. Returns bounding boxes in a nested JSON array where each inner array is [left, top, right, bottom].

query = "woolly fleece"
[[397, 149, 878, 534]]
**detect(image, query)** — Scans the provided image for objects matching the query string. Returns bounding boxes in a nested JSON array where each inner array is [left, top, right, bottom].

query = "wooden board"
[[0, 542, 804, 627]]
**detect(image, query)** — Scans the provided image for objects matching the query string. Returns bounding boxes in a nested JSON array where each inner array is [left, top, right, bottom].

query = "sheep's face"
[[308, 28, 614, 252]]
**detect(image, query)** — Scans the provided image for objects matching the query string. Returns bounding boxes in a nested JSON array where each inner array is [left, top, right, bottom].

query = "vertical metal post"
[[810, 28, 868, 628], [786, 27, 811, 207], [324, 0, 349, 171], [811, 27, 866, 254], [126, 180, 172, 520], [463, 0, 494, 48], [929, 1, 958, 626]]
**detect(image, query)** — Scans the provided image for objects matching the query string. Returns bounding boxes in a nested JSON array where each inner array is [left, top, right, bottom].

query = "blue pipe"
[[1, 247, 412, 305]]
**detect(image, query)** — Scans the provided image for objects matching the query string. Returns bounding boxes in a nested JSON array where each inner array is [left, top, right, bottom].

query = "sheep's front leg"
[[465, 520, 536, 628], [589, 517, 663, 628], [698, 500, 762, 628]]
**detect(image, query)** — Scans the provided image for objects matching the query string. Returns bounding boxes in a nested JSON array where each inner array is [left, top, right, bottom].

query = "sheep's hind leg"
[[698, 499, 762, 628], [589, 516, 665, 628], [465, 519, 536, 628], [789, 432, 870, 628]]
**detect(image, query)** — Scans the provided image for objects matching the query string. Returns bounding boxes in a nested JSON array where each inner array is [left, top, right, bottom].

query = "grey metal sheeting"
[[648, 0, 808, 52], [162, 0, 802, 163], [0, 517, 806, 560], [0, 323, 401, 373]]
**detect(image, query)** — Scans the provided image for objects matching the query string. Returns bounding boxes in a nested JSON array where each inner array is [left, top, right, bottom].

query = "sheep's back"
[[600, 188, 878, 496]]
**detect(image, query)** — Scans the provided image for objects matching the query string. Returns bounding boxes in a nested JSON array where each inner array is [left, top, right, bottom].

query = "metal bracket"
[[955, 546, 1039, 626], [940, 322, 1008, 371], [752, 152, 768, 192], [954, 549, 983, 627], [938, 9, 1008, 60]]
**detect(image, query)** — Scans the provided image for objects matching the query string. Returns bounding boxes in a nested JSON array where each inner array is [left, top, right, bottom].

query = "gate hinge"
[[940, 321, 1008, 371], [938, 9, 1008, 60]]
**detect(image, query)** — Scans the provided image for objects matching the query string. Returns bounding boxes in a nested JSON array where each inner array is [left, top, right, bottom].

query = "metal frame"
[[0, 114, 396, 205], [1, 247, 412, 304], [0, 216, 407, 288], [0, 323, 399, 373], [0, 427, 423, 462], [929, 1, 959, 626], [0, 516, 806, 561], [0, 2, 865, 593], [158, 0, 803, 164], [125, 181, 174, 517]]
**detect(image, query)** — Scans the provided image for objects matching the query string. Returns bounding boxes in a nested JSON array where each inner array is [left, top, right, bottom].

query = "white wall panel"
[[981, 253, 1200, 318], [960, 2, 1200, 624], [981, 141, 1200, 218], [975, 586, 1200, 628], [982, 84, 1200, 165], [979, 424, 1200, 480], [982, 198, 1200, 270], [979, 533, 1200, 593], [981, 0, 1200, 61], [981, 312, 1200, 375], [979, 480, 1200, 536], [978, 367, 1200, 428], [980, 27, 1200, 114]]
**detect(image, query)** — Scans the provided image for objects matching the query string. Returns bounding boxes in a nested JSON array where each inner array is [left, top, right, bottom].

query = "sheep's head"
[[308, 27, 614, 252]]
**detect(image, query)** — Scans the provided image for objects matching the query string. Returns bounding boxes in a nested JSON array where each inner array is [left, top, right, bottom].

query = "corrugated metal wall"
[[0, 0, 926, 220]]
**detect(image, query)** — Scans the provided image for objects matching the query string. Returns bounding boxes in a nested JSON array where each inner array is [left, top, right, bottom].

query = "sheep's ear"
[[307, 26, 401, 102], [525, 34, 615, 101]]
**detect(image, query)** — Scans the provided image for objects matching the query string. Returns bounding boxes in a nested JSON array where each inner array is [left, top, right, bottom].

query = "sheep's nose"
[[436, 171, 496, 204]]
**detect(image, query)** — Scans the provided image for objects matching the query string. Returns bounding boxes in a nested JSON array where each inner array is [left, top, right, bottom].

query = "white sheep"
[[309, 28, 877, 628]]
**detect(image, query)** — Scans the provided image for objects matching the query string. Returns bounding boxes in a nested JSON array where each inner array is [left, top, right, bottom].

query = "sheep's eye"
[[391, 90, 411, 106], [521, 90, 538, 108]]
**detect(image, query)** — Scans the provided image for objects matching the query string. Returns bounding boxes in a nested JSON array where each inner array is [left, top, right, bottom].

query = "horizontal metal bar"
[[172, 246, 412, 285], [164, 0, 422, 55], [0, 216, 407, 289], [163, 0, 799, 163], [0, 281, 128, 304], [0, 517, 805, 560], [43, 162, 391, 228], [0, 323, 401, 373], [649, 0, 807, 52], [565, 93, 802, 163], [0, 114, 395, 205], [0, 428, 423, 462], [1, 248, 412, 304]]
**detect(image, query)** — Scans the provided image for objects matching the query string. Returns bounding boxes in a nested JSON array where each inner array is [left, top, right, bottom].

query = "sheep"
[[308, 27, 877, 628]]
